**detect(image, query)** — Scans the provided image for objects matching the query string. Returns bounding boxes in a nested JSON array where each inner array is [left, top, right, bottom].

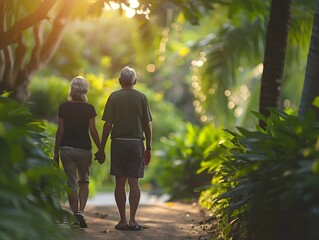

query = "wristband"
[[146, 147, 152, 150]]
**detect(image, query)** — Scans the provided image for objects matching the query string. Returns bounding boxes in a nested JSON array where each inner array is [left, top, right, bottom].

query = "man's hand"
[[94, 150, 106, 164], [144, 148, 151, 166]]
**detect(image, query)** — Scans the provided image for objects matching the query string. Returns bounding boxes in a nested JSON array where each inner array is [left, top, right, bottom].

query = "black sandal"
[[128, 224, 143, 231], [115, 223, 129, 230]]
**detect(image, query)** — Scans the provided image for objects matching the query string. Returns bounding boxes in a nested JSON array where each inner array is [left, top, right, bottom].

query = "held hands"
[[94, 150, 106, 164], [94, 148, 150, 165]]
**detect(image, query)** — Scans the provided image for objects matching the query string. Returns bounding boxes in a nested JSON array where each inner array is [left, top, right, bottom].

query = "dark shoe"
[[76, 211, 87, 228], [128, 224, 143, 231], [115, 222, 129, 230]]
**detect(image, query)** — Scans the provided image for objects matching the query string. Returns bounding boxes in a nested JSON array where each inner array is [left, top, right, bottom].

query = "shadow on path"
[[63, 200, 214, 240]]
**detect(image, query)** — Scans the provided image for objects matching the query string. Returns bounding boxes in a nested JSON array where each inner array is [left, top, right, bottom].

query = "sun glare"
[[104, 0, 150, 19], [146, 64, 156, 73], [129, 0, 140, 9], [109, 1, 120, 10], [124, 7, 136, 18]]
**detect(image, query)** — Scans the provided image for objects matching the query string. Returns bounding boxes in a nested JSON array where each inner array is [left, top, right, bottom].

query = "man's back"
[[102, 89, 152, 139]]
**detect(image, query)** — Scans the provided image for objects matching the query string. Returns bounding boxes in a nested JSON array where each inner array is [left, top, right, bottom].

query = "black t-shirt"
[[58, 101, 97, 150]]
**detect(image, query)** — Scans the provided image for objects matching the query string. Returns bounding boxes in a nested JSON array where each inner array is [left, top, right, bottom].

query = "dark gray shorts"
[[110, 139, 145, 178]]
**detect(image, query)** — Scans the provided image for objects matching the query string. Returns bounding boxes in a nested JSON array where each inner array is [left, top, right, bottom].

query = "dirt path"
[[64, 202, 214, 240]]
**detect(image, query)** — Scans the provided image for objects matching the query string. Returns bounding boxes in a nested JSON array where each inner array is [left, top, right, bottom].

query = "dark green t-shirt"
[[102, 89, 153, 139]]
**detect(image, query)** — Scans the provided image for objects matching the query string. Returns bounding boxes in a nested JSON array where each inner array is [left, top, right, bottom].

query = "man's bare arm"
[[144, 122, 152, 165]]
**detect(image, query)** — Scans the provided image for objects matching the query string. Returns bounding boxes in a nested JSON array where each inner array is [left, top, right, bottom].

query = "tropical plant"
[[0, 94, 71, 240], [198, 109, 319, 240], [190, 0, 314, 127], [155, 123, 224, 200]]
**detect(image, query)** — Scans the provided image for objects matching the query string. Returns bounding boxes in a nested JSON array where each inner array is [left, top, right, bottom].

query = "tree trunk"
[[0, 0, 76, 102], [298, 0, 319, 120], [259, 0, 292, 127]]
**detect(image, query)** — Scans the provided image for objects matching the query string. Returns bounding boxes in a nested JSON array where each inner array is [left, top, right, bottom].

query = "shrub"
[[28, 76, 69, 121], [0, 94, 71, 240], [198, 110, 319, 240], [157, 123, 224, 200]]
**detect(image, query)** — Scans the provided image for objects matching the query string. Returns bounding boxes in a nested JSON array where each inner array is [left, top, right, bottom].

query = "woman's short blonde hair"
[[68, 76, 88, 102]]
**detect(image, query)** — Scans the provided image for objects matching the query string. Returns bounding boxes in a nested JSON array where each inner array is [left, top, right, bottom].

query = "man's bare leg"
[[115, 176, 128, 226], [128, 178, 141, 227]]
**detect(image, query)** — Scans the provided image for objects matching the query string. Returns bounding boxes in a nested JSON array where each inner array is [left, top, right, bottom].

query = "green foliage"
[[135, 84, 185, 140], [198, 110, 319, 240], [47, 10, 201, 124], [0, 94, 71, 240], [155, 123, 225, 200], [28, 76, 70, 120], [313, 96, 319, 107], [47, 11, 155, 79], [189, 0, 314, 128]]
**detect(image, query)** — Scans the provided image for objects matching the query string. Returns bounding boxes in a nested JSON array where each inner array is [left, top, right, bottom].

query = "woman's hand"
[[94, 150, 106, 164]]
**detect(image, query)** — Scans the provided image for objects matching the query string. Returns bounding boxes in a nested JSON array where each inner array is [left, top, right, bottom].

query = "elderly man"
[[97, 66, 153, 231]]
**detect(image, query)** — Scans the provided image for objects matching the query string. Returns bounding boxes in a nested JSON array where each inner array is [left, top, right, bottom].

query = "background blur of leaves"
[[27, 1, 314, 195], [2, 0, 318, 239]]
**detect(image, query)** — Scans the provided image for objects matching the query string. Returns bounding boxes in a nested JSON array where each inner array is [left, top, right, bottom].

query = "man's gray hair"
[[68, 76, 88, 102], [120, 66, 137, 85]]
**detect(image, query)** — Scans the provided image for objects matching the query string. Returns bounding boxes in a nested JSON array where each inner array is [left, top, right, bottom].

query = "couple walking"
[[53, 66, 153, 231]]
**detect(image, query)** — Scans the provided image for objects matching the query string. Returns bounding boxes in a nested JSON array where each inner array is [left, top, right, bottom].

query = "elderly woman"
[[54, 76, 102, 228]]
